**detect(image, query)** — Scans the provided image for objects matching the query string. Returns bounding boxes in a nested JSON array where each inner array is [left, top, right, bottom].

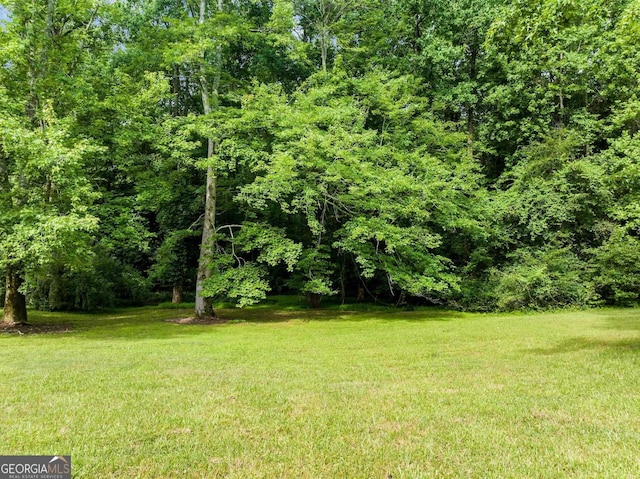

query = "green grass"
[[1, 303, 640, 478]]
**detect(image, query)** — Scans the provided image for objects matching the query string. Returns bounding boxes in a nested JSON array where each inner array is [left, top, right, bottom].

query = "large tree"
[[0, 0, 108, 324], [114, 0, 308, 313], [239, 69, 484, 305]]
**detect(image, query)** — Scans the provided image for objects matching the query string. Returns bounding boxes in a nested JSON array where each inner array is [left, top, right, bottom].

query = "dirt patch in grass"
[[166, 316, 229, 325], [0, 323, 74, 335]]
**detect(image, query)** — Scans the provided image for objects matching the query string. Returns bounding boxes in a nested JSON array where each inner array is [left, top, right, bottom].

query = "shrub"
[[593, 228, 640, 305], [490, 248, 596, 310]]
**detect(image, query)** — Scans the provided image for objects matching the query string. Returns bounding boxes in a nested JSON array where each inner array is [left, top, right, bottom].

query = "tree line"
[[1, 0, 639, 324]]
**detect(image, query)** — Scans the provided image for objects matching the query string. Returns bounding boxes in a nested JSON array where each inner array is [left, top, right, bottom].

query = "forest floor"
[[1, 299, 639, 478]]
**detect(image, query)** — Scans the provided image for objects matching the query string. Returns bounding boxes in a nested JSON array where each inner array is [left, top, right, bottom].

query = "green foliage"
[[483, 0, 624, 171], [490, 248, 596, 310], [0, 104, 99, 273], [234, 223, 301, 271], [28, 253, 151, 311], [593, 228, 640, 305], [496, 131, 609, 246], [591, 133, 640, 305], [3, 0, 640, 313], [485, 130, 610, 310], [199, 223, 302, 307], [148, 229, 200, 289], [201, 258, 270, 308], [291, 247, 336, 296], [240, 69, 481, 302]]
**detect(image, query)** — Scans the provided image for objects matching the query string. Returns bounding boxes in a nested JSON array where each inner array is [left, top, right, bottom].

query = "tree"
[[479, 0, 640, 308], [483, 0, 626, 171], [0, 102, 99, 324], [240, 69, 483, 305], [0, 0, 110, 324], [295, 0, 356, 73], [393, 0, 502, 153], [487, 131, 608, 309], [114, 0, 309, 312]]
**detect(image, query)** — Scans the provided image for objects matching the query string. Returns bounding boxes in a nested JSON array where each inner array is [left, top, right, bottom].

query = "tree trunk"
[[320, 31, 328, 73], [194, 0, 222, 319], [172, 64, 181, 116], [306, 292, 322, 309], [195, 162, 216, 318], [172, 283, 184, 304], [339, 255, 346, 305], [48, 266, 64, 310], [413, 13, 423, 54], [46, 0, 55, 37], [2, 266, 28, 326], [317, 1, 329, 73]]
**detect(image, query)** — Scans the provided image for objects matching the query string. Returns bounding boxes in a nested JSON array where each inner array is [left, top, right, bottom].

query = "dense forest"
[[1, 0, 640, 324]]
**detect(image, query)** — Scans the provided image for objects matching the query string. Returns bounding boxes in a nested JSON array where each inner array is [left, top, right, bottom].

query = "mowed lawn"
[[1, 303, 639, 478]]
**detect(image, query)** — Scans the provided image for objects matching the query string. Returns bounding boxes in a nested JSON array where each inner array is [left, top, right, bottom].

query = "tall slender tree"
[[193, 0, 223, 317]]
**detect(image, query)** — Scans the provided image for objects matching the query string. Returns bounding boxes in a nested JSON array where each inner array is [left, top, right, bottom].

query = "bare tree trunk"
[[194, 0, 222, 318], [172, 64, 181, 116], [315, 0, 353, 73], [413, 13, 423, 54], [48, 266, 64, 310], [317, 0, 328, 73], [195, 167, 216, 317], [1, 111, 26, 326], [306, 292, 322, 309], [172, 283, 184, 304], [2, 266, 28, 326], [339, 254, 346, 304]]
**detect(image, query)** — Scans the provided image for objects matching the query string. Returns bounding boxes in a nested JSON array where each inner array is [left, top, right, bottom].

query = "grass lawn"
[[1, 300, 639, 478]]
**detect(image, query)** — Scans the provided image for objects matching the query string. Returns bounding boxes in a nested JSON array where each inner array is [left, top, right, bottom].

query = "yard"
[[1, 302, 639, 478]]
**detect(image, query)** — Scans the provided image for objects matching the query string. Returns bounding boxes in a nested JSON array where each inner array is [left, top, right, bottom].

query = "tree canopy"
[[2, 0, 640, 323]]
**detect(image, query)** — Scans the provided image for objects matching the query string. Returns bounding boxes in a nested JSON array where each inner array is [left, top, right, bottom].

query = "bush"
[[28, 254, 151, 311], [593, 228, 640, 305], [490, 248, 596, 310]]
